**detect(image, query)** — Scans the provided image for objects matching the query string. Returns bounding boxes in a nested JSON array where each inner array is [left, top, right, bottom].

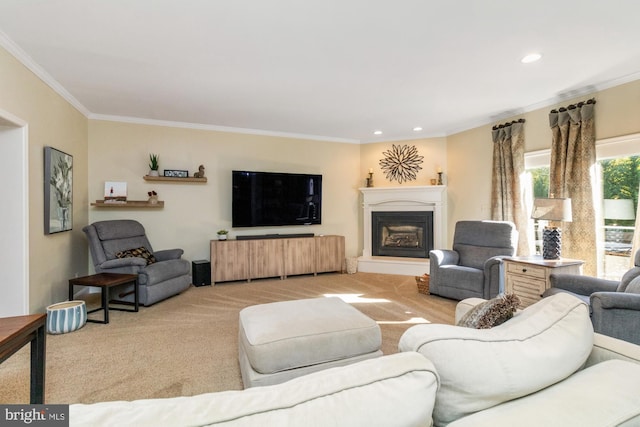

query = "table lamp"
[[603, 199, 635, 223], [531, 197, 572, 260]]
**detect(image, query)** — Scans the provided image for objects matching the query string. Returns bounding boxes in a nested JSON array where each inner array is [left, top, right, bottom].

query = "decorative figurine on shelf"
[[194, 164, 205, 178], [149, 154, 159, 176], [366, 168, 374, 187], [147, 190, 158, 204], [216, 229, 229, 241]]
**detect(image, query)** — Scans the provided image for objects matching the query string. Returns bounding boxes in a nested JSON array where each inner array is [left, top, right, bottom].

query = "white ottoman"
[[239, 297, 383, 388]]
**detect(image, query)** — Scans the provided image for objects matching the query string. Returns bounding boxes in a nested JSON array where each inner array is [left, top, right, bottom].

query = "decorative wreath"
[[379, 144, 424, 183]]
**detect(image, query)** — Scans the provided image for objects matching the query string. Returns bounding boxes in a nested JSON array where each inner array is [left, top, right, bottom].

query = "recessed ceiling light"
[[521, 53, 542, 64], [373, 130, 383, 135], [413, 127, 423, 132]]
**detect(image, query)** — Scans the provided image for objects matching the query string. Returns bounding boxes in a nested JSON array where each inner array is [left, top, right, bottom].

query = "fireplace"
[[359, 186, 446, 276], [372, 211, 433, 258]]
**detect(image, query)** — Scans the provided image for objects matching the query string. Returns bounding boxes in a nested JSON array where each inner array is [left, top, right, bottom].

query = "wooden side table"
[[0, 314, 46, 403], [504, 256, 584, 308], [69, 273, 139, 324]]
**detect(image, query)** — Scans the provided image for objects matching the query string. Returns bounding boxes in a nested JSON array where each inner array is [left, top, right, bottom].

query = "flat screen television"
[[232, 170, 322, 227]]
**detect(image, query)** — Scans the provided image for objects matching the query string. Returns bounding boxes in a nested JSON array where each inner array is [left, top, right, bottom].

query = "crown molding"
[[2, 28, 639, 143], [0, 29, 91, 117], [0, 29, 357, 143], [359, 132, 446, 144], [89, 114, 361, 144], [447, 72, 640, 136]]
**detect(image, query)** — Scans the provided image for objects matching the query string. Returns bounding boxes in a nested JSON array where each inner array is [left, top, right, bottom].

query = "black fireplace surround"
[[371, 211, 434, 258]]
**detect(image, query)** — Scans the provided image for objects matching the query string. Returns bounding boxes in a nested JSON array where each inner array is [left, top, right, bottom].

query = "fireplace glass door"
[[372, 211, 433, 258]]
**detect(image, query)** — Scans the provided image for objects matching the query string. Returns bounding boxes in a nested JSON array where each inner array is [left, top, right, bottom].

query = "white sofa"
[[69, 351, 439, 427], [399, 293, 640, 426], [70, 294, 640, 427]]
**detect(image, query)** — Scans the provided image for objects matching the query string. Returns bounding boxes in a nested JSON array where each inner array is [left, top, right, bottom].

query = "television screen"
[[232, 170, 322, 227]]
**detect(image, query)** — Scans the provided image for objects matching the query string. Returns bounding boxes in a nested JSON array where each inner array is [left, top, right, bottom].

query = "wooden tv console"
[[210, 235, 345, 284]]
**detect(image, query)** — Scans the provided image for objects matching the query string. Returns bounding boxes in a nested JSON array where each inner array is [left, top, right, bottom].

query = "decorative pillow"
[[115, 246, 156, 265], [457, 294, 520, 329]]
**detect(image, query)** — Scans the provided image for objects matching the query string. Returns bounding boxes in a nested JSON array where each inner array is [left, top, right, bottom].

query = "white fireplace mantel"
[[358, 185, 447, 276]]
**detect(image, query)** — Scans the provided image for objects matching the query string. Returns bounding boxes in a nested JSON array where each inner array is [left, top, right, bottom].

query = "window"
[[599, 155, 639, 279], [527, 166, 549, 256], [525, 134, 639, 279]]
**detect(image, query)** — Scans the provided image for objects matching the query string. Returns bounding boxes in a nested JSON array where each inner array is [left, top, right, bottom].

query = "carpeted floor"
[[0, 272, 456, 404]]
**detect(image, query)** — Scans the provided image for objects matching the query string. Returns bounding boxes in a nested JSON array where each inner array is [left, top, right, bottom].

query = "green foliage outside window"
[[531, 167, 550, 199]]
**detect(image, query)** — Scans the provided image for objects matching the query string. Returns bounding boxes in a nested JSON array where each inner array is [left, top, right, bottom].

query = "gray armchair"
[[83, 220, 192, 306], [543, 250, 640, 345], [429, 220, 518, 300]]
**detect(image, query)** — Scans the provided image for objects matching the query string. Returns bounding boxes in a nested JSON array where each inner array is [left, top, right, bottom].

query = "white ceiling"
[[1, 0, 640, 143]]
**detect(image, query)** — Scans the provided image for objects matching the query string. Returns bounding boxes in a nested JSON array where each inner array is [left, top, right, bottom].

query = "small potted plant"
[[147, 190, 158, 204], [148, 153, 159, 176], [216, 229, 229, 241]]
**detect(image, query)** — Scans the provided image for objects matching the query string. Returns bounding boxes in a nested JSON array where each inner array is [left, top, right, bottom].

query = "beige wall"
[[359, 137, 448, 188], [0, 47, 88, 313], [446, 125, 493, 244], [446, 79, 640, 245], [88, 120, 363, 262]]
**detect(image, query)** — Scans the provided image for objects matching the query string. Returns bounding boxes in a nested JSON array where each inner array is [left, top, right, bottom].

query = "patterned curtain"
[[549, 99, 597, 275], [491, 119, 530, 256]]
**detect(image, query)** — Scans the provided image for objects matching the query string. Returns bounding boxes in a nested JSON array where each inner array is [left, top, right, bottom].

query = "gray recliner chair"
[[543, 249, 640, 345], [429, 220, 518, 300], [83, 219, 192, 306]]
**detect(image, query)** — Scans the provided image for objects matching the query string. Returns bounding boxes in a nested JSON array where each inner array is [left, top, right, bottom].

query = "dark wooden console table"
[[0, 313, 46, 403]]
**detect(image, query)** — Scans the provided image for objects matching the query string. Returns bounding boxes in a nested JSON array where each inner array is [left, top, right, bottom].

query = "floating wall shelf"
[[91, 200, 164, 208], [143, 175, 207, 183]]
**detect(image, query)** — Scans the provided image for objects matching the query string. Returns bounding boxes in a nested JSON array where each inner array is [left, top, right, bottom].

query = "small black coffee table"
[[69, 273, 139, 324]]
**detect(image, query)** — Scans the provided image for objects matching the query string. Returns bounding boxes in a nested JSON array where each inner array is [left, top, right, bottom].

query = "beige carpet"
[[0, 272, 456, 404]]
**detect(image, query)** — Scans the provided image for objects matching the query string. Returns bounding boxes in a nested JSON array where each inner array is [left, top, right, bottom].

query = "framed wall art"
[[44, 146, 73, 234], [104, 181, 128, 202]]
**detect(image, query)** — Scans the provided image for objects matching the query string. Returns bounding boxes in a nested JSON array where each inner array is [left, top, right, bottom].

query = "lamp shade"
[[603, 199, 635, 220], [531, 198, 572, 222]]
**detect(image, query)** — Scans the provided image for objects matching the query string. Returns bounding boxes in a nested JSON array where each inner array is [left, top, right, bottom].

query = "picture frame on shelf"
[[164, 169, 189, 178], [44, 146, 73, 234], [104, 181, 128, 203]]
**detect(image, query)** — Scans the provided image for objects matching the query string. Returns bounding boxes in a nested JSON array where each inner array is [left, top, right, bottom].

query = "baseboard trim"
[[357, 256, 429, 276]]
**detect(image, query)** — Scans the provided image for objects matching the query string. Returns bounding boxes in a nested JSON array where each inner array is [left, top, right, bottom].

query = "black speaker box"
[[192, 260, 211, 286]]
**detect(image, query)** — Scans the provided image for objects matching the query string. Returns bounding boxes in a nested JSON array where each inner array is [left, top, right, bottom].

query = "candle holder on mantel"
[[366, 172, 374, 187], [437, 172, 443, 185]]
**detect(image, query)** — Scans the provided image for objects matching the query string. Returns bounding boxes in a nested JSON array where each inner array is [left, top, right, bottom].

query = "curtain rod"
[[492, 118, 525, 130], [550, 98, 596, 114]]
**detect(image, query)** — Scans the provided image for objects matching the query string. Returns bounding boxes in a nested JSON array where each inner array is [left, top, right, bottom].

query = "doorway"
[[0, 110, 28, 316]]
